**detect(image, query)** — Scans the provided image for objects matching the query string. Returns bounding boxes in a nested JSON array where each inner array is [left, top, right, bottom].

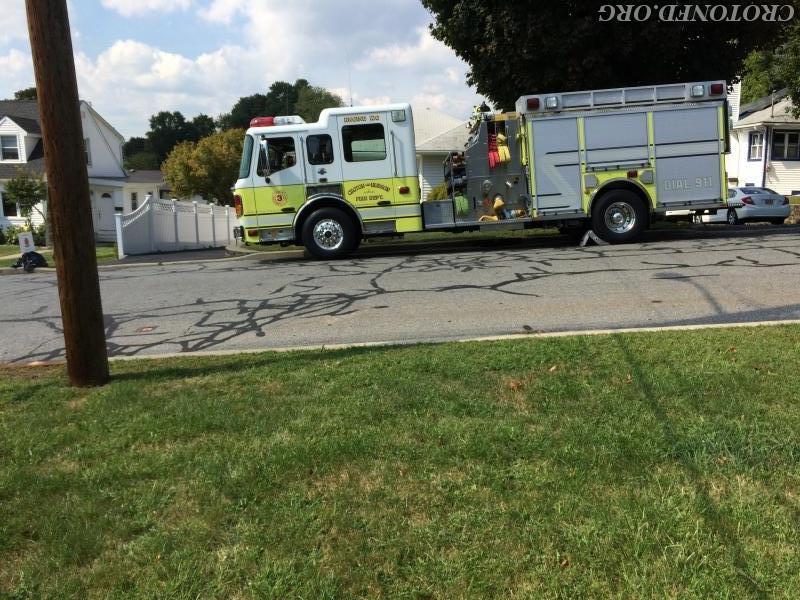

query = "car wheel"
[[727, 209, 739, 225], [770, 218, 785, 225], [591, 190, 647, 243], [301, 207, 359, 259]]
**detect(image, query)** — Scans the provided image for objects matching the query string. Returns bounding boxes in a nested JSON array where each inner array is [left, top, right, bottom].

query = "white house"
[[123, 169, 206, 213], [413, 106, 469, 200], [726, 84, 800, 195], [0, 99, 128, 241]]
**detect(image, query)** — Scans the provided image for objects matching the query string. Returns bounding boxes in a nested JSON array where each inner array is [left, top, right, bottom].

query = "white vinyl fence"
[[115, 197, 238, 258]]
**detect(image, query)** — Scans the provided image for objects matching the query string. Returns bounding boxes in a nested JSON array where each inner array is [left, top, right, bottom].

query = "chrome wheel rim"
[[313, 219, 344, 250], [604, 202, 636, 234], [727, 210, 737, 225]]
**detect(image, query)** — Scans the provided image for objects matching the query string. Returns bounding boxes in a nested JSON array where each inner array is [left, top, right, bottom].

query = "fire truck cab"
[[233, 105, 421, 258]]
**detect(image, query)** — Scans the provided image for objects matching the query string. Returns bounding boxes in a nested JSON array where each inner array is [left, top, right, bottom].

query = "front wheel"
[[301, 207, 359, 259], [591, 190, 647, 243]]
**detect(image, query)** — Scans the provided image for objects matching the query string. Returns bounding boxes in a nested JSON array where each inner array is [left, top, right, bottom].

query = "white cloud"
[[101, 0, 192, 18], [1, 0, 485, 135], [0, 1, 28, 45], [0, 49, 34, 93], [198, 0, 247, 24]]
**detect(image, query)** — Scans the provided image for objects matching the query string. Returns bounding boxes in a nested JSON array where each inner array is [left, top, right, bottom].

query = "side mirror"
[[258, 138, 271, 178]]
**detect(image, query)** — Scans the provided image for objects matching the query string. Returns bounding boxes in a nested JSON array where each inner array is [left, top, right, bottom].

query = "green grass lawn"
[[0, 245, 118, 268], [2, 326, 799, 598]]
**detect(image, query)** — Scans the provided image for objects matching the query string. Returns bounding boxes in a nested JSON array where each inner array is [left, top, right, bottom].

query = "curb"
[[95, 318, 800, 362]]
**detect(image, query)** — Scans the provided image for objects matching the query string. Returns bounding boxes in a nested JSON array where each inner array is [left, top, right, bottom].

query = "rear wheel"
[[591, 190, 647, 243], [302, 207, 359, 259], [727, 209, 739, 225]]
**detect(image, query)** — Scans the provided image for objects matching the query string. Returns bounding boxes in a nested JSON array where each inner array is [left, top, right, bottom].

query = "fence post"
[[114, 211, 125, 259], [172, 199, 178, 251], [148, 198, 155, 253], [210, 204, 216, 247], [193, 201, 199, 248], [226, 206, 231, 245]]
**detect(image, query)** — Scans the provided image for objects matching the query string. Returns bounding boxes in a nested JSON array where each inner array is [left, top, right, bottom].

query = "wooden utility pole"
[[25, 0, 109, 386]]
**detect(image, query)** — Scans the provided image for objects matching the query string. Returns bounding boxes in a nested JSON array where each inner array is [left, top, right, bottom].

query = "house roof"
[[0, 139, 45, 179], [735, 96, 800, 128], [737, 88, 788, 121], [412, 106, 464, 147], [416, 121, 470, 153], [2, 116, 42, 135], [0, 100, 40, 122], [125, 169, 165, 184]]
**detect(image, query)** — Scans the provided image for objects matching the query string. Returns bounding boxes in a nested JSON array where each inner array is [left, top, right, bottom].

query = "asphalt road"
[[2, 226, 800, 364]]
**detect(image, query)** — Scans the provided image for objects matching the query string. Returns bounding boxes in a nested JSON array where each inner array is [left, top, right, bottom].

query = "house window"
[[0, 135, 19, 161], [84, 138, 92, 165], [342, 124, 386, 162], [748, 132, 764, 160], [131, 192, 138, 211], [772, 131, 800, 160], [1, 191, 18, 217]]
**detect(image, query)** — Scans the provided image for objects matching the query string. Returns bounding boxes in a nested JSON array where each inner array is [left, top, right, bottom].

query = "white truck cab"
[[234, 104, 421, 258]]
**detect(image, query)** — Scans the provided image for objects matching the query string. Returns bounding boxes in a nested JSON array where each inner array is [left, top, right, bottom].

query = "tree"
[[146, 110, 193, 163], [14, 87, 37, 100], [294, 85, 344, 122], [740, 22, 800, 114], [217, 93, 269, 130], [4, 168, 47, 230], [189, 113, 216, 140], [162, 128, 244, 205], [421, 1, 795, 110]]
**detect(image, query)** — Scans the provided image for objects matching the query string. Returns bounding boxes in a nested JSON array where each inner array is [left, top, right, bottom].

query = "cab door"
[[303, 132, 343, 188], [253, 134, 306, 230], [337, 113, 397, 215]]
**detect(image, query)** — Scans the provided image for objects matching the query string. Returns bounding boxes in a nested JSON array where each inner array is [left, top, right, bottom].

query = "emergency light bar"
[[249, 115, 307, 128]]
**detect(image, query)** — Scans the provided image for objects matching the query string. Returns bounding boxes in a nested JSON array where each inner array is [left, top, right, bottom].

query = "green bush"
[[1, 224, 46, 248], [2, 225, 23, 246], [32, 223, 46, 246]]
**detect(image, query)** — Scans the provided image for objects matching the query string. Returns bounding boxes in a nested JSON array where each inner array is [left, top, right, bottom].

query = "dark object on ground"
[[11, 251, 49, 273]]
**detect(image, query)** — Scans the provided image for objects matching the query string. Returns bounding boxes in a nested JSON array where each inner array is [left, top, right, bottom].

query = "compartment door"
[[653, 106, 722, 207], [531, 118, 582, 212]]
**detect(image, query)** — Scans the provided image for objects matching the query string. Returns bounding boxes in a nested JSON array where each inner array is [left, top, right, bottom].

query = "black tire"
[[301, 207, 359, 259], [770, 218, 785, 226], [591, 190, 647, 243], [727, 209, 739, 226]]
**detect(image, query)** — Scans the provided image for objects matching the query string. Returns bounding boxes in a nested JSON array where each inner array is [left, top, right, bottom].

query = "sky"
[[1, 0, 486, 138]]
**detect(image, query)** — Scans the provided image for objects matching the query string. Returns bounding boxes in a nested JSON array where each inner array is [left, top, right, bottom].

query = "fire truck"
[[233, 80, 730, 258]]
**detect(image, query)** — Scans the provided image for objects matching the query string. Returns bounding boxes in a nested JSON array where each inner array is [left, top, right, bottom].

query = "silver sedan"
[[703, 187, 791, 225]]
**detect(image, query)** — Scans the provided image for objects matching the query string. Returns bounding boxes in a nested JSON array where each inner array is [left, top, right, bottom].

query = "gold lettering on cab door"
[[342, 114, 381, 123], [347, 182, 390, 203]]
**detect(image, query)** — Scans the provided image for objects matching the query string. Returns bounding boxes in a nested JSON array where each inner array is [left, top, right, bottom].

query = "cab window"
[[342, 123, 386, 162], [238, 135, 254, 178], [257, 137, 296, 176], [307, 134, 334, 165]]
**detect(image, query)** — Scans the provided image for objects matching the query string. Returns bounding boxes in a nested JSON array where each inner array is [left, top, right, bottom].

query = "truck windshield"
[[238, 135, 254, 179]]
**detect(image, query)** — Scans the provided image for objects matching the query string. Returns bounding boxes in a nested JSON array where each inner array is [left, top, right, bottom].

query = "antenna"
[[346, 49, 353, 107]]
